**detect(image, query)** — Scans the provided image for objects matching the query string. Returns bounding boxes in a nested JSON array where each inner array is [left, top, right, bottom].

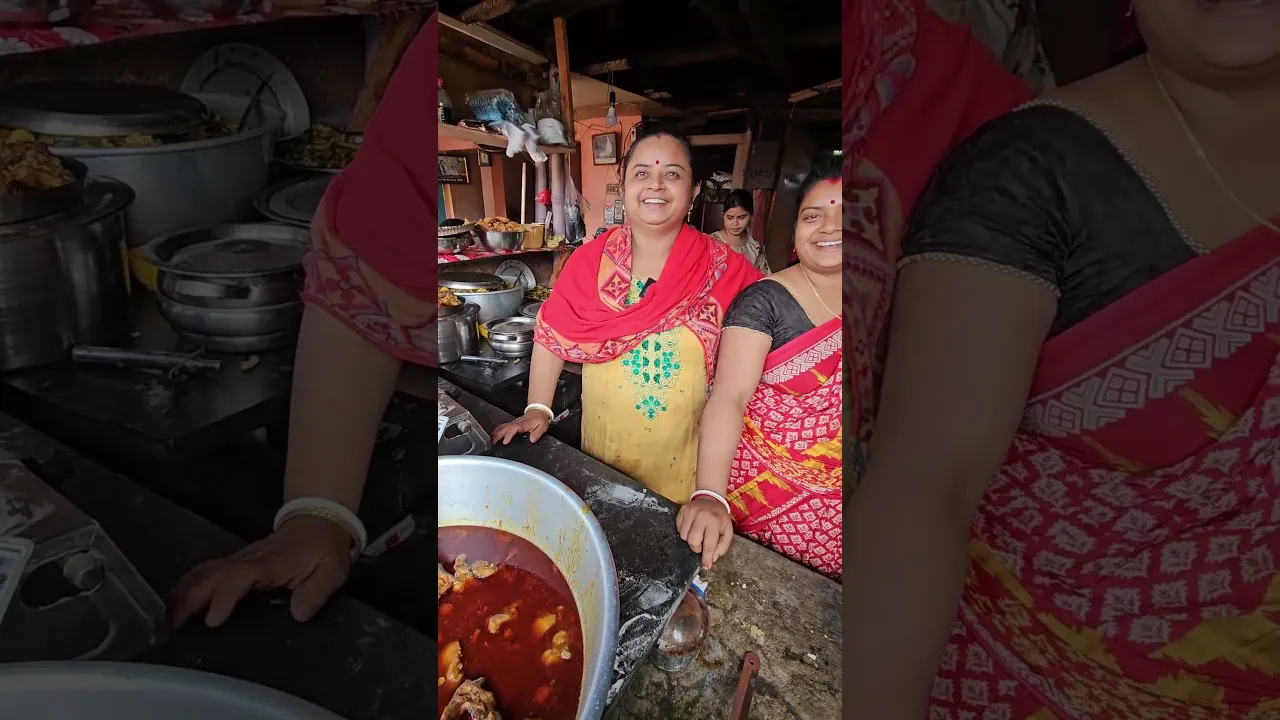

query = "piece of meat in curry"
[[440, 678, 501, 720], [0, 130, 74, 195]]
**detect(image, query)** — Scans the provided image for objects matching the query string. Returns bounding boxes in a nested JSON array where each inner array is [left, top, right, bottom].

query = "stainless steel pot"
[[157, 297, 302, 338], [484, 316, 535, 343], [489, 338, 533, 358], [0, 176, 133, 370], [51, 94, 281, 246], [453, 286, 524, 324], [436, 302, 479, 364], [438, 457, 619, 720], [438, 232, 472, 255], [143, 224, 308, 309], [480, 230, 523, 252]]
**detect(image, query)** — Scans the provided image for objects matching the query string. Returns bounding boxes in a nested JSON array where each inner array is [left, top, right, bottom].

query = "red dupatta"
[[534, 225, 761, 382], [931, 220, 1280, 717]]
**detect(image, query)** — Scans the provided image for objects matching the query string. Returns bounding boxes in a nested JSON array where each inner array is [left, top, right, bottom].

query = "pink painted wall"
[[574, 114, 642, 236]]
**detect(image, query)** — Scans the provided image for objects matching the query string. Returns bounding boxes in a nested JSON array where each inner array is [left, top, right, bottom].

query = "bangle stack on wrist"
[[273, 498, 368, 560], [689, 489, 731, 515], [525, 403, 554, 421]]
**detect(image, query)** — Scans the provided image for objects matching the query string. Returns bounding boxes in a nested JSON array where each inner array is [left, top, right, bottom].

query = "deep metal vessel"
[[51, 94, 281, 246], [0, 176, 133, 370], [438, 456, 619, 720]]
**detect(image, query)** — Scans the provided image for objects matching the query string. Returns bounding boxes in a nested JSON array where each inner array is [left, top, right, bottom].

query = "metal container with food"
[[479, 230, 524, 252], [438, 233, 472, 255], [437, 302, 480, 364], [0, 662, 344, 719], [438, 456, 619, 720], [483, 316, 535, 343], [141, 223, 308, 309], [440, 271, 523, 324], [141, 223, 308, 352], [4, 90, 284, 247], [0, 157, 87, 225], [0, 176, 133, 370]]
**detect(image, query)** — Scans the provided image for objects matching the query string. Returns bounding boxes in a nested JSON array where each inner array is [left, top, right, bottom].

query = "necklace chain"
[[801, 266, 838, 319], [1146, 54, 1280, 236]]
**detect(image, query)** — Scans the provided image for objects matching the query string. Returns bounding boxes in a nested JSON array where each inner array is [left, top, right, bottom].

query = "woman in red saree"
[[848, 0, 1280, 717], [172, 15, 436, 628], [846, 0, 1030, 492], [678, 158, 843, 579], [492, 130, 761, 503]]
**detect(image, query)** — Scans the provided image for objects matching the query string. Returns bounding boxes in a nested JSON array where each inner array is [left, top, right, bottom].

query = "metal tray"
[[0, 662, 343, 719], [0, 157, 87, 225], [254, 176, 331, 227]]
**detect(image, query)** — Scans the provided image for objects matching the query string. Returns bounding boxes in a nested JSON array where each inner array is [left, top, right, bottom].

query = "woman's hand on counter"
[[677, 498, 734, 570], [490, 411, 552, 445], [168, 514, 355, 628]]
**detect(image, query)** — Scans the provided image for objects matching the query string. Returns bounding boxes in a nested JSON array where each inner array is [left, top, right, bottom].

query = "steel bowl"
[[438, 457, 619, 720], [438, 233, 472, 255], [157, 296, 303, 337], [0, 662, 344, 719], [479, 230, 524, 252], [520, 301, 543, 319], [483, 316, 535, 343], [489, 338, 533, 357]]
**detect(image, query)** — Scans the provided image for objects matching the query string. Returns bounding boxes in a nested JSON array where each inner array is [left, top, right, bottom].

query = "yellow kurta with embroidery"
[[580, 279, 708, 503]]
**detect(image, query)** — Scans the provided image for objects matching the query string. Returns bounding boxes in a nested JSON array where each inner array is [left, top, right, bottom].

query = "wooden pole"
[[553, 17, 575, 141], [520, 162, 528, 224]]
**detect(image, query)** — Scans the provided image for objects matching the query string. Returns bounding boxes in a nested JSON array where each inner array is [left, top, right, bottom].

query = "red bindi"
[[654, 160, 660, 165], [830, 199, 835, 204]]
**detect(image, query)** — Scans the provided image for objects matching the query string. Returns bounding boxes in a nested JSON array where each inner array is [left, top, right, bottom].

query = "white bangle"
[[689, 489, 731, 516], [273, 498, 368, 560], [525, 403, 554, 421]]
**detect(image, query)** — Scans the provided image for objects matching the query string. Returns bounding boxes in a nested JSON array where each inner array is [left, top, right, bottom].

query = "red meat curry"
[[438, 526, 585, 720]]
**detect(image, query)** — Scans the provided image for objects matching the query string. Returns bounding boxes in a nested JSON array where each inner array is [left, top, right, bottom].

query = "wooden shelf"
[[439, 123, 575, 155]]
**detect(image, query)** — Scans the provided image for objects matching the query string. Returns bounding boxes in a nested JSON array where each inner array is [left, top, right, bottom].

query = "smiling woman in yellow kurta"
[[490, 131, 760, 502]]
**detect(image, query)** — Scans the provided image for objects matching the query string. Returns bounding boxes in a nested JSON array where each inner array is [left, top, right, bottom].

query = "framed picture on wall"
[[438, 154, 469, 184], [477, 150, 492, 167], [592, 132, 619, 165]]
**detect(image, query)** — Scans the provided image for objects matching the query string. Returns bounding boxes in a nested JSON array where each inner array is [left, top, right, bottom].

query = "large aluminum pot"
[[436, 302, 479, 364], [0, 662, 343, 719], [451, 286, 523, 324], [51, 94, 282, 247], [438, 456, 619, 720]]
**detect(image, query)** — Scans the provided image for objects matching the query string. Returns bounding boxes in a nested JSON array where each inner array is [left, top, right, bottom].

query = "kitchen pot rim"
[[0, 175, 134, 240]]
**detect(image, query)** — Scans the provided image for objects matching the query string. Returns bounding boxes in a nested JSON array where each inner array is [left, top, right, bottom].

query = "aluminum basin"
[[0, 662, 343, 719], [438, 456, 619, 720]]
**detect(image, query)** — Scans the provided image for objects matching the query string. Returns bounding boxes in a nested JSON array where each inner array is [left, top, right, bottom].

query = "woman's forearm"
[[847, 468, 974, 718], [694, 391, 750, 495], [526, 344, 566, 408], [283, 305, 401, 510]]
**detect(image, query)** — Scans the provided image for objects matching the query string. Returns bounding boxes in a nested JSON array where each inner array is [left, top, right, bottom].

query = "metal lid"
[[143, 224, 309, 277], [0, 176, 134, 241], [519, 301, 543, 318], [440, 271, 506, 290], [0, 82, 209, 137], [487, 317, 536, 336]]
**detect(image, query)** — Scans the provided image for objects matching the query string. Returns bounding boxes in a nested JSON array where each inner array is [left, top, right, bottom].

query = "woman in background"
[[491, 130, 761, 503], [678, 158, 842, 578], [710, 189, 769, 273]]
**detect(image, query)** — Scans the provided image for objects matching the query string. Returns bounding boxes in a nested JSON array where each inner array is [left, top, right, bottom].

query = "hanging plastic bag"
[[497, 122, 547, 163], [564, 173, 587, 245], [465, 89, 530, 127]]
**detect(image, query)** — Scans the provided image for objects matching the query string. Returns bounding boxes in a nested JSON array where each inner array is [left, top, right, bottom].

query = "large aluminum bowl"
[[438, 456, 619, 720], [0, 662, 343, 719]]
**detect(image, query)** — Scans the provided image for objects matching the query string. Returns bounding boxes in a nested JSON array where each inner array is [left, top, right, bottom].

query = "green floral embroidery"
[[621, 279, 682, 421]]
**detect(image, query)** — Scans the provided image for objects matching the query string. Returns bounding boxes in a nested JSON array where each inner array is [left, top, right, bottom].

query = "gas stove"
[[0, 449, 165, 661], [438, 387, 490, 456]]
